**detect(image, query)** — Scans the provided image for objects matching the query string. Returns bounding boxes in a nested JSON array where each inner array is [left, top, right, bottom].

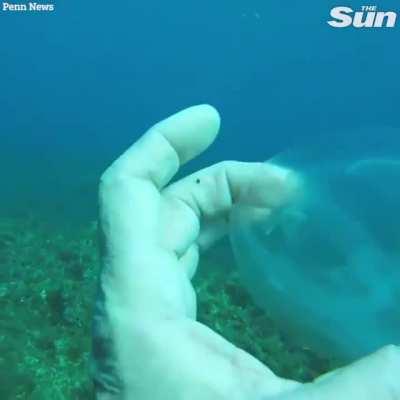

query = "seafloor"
[[0, 217, 334, 399]]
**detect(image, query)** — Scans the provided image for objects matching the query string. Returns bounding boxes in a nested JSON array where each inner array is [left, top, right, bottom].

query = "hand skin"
[[91, 105, 400, 400]]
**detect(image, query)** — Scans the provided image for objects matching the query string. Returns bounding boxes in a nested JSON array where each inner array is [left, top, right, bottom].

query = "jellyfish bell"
[[230, 140, 400, 363]]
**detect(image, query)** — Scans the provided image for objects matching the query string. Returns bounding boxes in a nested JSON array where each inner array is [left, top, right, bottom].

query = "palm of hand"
[[93, 105, 400, 400]]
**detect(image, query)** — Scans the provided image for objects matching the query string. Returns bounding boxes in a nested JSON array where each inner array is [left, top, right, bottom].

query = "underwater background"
[[0, 0, 399, 398]]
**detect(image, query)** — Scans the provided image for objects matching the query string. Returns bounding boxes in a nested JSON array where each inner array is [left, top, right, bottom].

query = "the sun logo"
[[328, 6, 397, 28]]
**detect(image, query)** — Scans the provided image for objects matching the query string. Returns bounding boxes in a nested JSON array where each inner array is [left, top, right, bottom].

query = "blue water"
[[1, 1, 399, 224]]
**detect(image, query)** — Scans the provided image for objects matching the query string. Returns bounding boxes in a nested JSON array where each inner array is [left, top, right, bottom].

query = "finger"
[[197, 206, 275, 252], [197, 218, 229, 252], [162, 160, 300, 251], [293, 345, 400, 400], [179, 243, 199, 280], [164, 160, 300, 216], [102, 104, 220, 190]]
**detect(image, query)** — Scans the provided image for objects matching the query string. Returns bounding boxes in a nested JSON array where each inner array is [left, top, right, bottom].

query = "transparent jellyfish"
[[230, 140, 400, 362]]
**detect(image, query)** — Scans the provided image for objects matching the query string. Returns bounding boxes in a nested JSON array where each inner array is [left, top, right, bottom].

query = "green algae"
[[0, 217, 333, 399]]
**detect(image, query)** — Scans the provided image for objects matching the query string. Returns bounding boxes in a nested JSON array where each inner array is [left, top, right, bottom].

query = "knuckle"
[[99, 167, 129, 194], [379, 344, 400, 365], [218, 160, 230, 169], [99, 171, 115, 194], [99, 170, 112, 187], [218, 160, 240, 170]]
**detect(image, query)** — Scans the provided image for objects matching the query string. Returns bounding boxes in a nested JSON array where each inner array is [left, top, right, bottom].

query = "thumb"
[[290, 345, 400, 400]]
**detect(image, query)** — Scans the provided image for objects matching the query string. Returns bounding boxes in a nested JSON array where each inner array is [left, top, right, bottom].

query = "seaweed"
[[0, 216, 331, 399]]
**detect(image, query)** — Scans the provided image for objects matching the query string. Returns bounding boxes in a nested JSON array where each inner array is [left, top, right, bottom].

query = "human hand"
[[92, 105, 400, 400]]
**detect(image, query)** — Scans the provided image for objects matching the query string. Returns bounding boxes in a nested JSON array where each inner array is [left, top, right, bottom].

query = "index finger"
[[103, 104, 220, 189]]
